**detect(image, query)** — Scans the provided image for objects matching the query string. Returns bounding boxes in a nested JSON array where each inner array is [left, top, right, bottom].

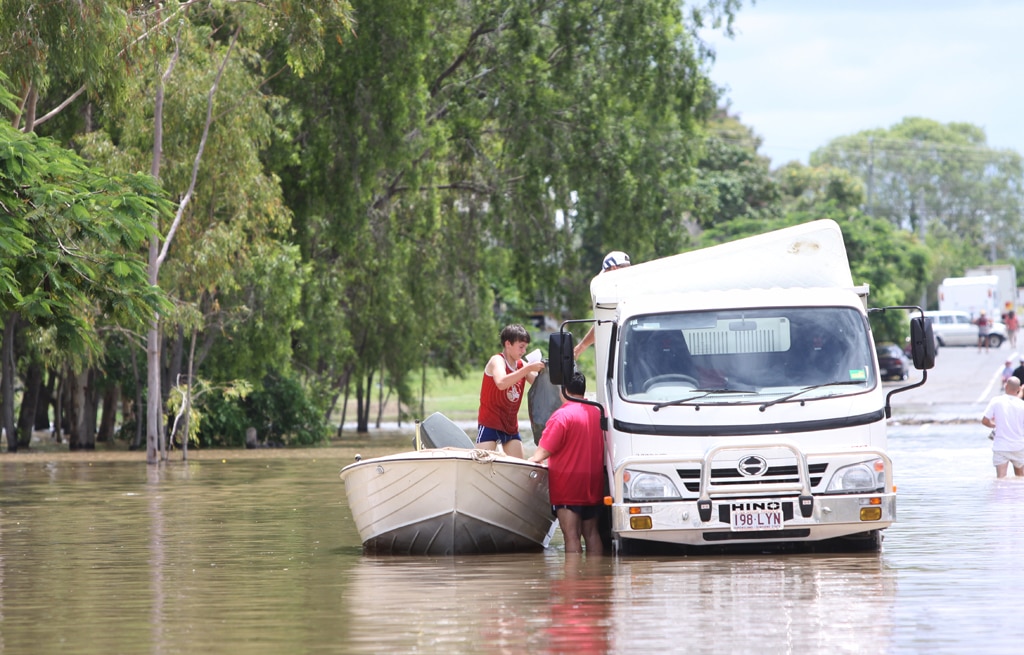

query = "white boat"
[[339, 412, 556, 555]]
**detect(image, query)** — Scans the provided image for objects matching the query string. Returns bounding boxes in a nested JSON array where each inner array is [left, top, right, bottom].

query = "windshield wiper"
[[653, 389, 756, 412], [758, 380, 865, 412]]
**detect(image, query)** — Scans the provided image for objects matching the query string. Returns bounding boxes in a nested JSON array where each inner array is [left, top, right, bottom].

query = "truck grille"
[[675, 463, 829, 493]]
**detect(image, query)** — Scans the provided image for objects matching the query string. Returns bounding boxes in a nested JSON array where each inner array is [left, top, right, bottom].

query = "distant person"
[[982, 376, 1024, 478], [1006, 310, 1019, 349], [477, 324, 546, 458], [574, 251, 630, 359], [1002, 359, 1015, 384], [529, 370, 605, 555], [976, 311, 991, 353]]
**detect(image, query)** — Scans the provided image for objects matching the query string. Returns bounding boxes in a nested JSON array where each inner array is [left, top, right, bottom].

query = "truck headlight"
[[624, 470, 681, 501], [826, 459, 885, 493]]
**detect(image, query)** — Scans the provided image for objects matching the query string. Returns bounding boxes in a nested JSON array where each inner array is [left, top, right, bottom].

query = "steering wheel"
[[644, 374, 699, 391]]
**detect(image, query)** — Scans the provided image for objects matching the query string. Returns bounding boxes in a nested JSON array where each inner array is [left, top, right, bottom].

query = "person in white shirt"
[[982, 376, 1024, 478]]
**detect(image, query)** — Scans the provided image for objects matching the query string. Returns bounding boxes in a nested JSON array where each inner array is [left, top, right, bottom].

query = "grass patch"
[[418, 371, 481, 422], [336, 368, 482, 427]]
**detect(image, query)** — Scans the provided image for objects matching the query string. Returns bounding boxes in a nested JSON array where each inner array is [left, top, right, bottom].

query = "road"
[[890, 338, 1019, 423]]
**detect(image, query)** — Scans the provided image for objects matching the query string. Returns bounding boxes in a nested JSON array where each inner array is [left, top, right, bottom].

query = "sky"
[[699, 0, 1024, 168]]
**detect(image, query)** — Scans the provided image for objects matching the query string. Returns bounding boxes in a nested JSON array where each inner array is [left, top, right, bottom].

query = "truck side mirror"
[[909, 317, 936, 370], [547, 332, 575, 385]]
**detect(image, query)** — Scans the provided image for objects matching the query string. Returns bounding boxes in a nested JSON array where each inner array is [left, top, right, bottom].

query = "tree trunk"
[[0, 312, 19, 452], [356, 371, 372, 433], [128, 337, 144, 450], [147, 324, 163, 462], [335, 368, 353, 438], [35, 368, 55, 431], [17, 361, 43, 448], [67, 369, 94, 450], [97, 384, 119, 442], [375, 361, 386, 428], [55, 374, 66, 443]]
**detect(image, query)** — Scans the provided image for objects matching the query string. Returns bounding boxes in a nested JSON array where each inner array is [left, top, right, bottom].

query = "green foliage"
[[812, 117, 1024, 260], [691, 108, 782, 229], [196, 390, 249, 448], [266, 0, 730, 432], [197, 374, 327, 447], [166, 377, 253, 447], [0, 97, 173, 355]]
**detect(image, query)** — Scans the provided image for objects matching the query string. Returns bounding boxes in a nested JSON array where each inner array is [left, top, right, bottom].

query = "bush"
[[197, 374, 327, 447]]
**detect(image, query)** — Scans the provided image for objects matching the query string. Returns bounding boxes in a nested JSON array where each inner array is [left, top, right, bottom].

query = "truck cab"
[[549, 220, 934, 553]]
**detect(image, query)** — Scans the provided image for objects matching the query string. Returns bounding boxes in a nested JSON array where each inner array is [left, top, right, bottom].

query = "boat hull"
[[340, 449, 555, 555]]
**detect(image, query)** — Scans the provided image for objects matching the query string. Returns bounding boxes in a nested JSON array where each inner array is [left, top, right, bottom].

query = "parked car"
[[876, 342, 911, 381], [923, 310, 1006, 348]]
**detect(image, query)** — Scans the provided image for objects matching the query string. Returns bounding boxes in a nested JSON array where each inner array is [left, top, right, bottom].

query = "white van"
[[924, 310, 1006, 347]]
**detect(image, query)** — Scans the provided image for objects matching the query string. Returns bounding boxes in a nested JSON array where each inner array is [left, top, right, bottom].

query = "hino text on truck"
[[547, 220, 935, 554]]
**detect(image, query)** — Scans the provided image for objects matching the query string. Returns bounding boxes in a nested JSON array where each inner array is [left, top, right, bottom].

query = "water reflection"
[[344, 554, 615, 654], [610, 554, 895, 654], [341, 551, 895, 654]]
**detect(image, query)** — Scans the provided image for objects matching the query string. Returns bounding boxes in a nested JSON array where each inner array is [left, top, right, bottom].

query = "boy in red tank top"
[[477, 324, 546, 458]]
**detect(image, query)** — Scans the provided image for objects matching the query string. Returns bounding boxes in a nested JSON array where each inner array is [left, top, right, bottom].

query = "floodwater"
[[1, 420, 1021, 655]]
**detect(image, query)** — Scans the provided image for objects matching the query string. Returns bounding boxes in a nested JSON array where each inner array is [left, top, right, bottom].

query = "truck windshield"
[[619, 307, 875, 404]]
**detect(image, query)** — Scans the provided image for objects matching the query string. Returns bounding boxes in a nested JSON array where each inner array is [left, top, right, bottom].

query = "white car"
[[923, 310, 1006, 347]]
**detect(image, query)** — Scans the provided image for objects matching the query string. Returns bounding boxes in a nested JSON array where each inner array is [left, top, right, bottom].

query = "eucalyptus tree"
[[1, 0, 134, 134], [3, 1, 354, 460], [120, 1, 353, 461], [811, 117, 1024, 260], [0, 86, 172, 452], [269, 0, 740, 431]]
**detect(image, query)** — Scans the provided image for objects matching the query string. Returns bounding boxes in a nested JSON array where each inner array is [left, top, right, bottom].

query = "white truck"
[[965, 264, 1018, 315], [548, 220, 934, 554], [938, 275, 1000, 318]]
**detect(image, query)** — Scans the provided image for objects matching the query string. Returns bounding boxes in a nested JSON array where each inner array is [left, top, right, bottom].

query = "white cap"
[[602, 251, 630, 271]]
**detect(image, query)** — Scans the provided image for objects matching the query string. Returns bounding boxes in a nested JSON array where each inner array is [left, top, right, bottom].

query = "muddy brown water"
[[2, 345, 1022, 654], [0, 422, 1021, 654]]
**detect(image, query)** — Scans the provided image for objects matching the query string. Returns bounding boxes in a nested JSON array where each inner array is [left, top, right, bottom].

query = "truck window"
[[620, 307, 874, 403]]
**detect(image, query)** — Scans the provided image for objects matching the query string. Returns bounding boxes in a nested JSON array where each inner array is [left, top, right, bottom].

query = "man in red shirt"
[[477, 324, 546, 458], [529, 370, 605, 555]]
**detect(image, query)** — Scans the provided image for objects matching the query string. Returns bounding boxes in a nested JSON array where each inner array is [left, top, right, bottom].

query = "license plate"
[[730, 508, 784, 531]]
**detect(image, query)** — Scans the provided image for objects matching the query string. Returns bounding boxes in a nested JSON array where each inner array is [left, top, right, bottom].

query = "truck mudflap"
[[610, 441, 895, 546]]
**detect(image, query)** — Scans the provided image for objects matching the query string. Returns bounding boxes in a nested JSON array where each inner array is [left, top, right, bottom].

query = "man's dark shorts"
[[552, 504, 601, 520]]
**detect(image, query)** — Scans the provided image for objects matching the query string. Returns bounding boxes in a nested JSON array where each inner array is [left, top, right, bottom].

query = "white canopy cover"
[[590, 219, 856, 307]]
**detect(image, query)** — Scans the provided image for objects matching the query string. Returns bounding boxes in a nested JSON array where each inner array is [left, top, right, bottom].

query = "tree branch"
[[157, 25, 241, 269], [32, 0, 204, 130], [429, 22, 504, 98]]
